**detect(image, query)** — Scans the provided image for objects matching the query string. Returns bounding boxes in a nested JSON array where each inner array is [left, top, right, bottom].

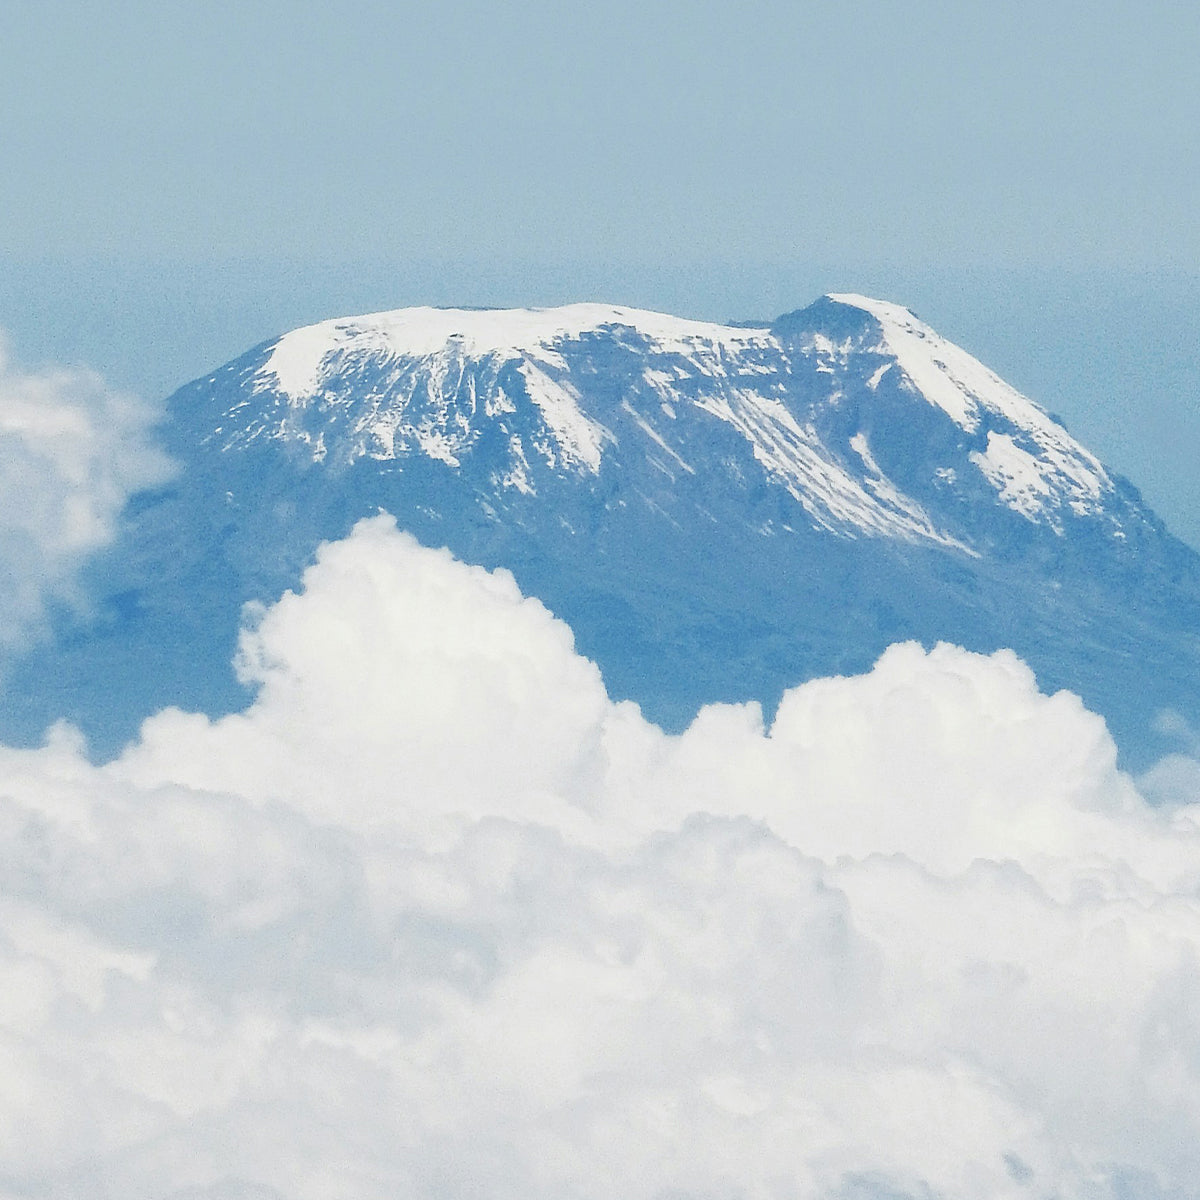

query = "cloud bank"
[[3, 516, 1200, 1199], [0, 337, 173, 649]]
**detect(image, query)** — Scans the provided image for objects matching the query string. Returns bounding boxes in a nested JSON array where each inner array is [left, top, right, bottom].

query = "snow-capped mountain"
[[232, 295, 1116, 547], [6, 294, 1199, 766]]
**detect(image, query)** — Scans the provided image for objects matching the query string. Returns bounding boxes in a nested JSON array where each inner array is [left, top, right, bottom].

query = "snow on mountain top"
[[260, 303, 773, 402], [827, 293, 1017, 428], [826, 293, 1055, 432], [248, 293, 1116, 533], [826, 293, 1114, 521]]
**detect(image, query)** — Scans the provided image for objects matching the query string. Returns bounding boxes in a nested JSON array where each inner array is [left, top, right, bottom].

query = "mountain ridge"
[[4, 293, 1198, 768], [212, 294, 1134, 549]]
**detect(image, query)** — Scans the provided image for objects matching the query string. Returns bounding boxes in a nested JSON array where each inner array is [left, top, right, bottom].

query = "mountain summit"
[[7, 295, 1199, 765], [234, 294, 1116, 547]]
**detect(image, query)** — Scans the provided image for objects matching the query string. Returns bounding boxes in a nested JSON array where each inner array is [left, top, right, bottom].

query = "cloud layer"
[[3, 516, 1200, 1199], [0, 338, 172, 649]]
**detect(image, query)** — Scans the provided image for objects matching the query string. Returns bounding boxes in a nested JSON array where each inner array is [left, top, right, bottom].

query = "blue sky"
[[2, 0, 1198, 543]]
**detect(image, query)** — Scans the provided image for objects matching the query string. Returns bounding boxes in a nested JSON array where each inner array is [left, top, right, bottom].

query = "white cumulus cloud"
[[0, 336, 173, 649], [1, 516, 1200, 1199]]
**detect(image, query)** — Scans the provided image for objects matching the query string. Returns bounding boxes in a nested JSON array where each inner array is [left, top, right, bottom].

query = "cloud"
[[1142, 712, 1200, 809], [0, 336, 173, 650], [2, 516, 1200, 1199]]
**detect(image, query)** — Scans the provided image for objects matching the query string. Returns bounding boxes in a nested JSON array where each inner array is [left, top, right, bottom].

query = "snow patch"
[[620, 399, 694, 476], [517, 361, 609, 473], [867, 363, 892, 390], [969, 430, 1111, 527], [696, 391, 967, 549]]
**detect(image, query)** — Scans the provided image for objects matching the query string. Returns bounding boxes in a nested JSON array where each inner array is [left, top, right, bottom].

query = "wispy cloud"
[[0, 334, 173, 650]]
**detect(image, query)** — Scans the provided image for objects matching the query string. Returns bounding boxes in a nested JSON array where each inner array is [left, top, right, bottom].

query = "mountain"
[[6, 294, 1199, 767]]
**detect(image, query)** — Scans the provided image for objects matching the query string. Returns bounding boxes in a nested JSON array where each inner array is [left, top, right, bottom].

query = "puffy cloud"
[[1142, 712, 1200, 809], [0, 336, 173, 649], [2, 516, 1200, 1199]]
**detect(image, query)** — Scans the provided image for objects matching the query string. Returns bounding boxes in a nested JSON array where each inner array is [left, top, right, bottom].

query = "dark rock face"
[[6, 294, 1199, 768]]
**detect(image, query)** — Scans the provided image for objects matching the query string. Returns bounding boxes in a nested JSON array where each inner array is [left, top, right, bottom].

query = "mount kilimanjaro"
[[7, 293, 1199, 767]]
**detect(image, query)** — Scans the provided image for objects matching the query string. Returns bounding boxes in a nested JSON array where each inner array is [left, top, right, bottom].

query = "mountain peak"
[[257, 302, 773, 403], [823, 291, 920, 322], [233, 294, 1123, 541]]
